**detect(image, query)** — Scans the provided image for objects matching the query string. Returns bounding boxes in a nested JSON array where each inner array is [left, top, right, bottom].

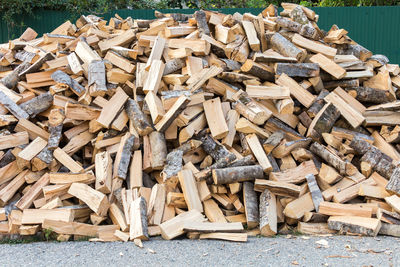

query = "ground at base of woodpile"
[[0, 236, 398, 266]]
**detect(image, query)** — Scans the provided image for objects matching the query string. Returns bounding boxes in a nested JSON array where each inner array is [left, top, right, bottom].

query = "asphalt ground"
[[0, 235, 398, 266]]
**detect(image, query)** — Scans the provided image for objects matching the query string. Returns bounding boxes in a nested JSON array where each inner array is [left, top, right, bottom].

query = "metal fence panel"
[[0, 7, 399, 63]]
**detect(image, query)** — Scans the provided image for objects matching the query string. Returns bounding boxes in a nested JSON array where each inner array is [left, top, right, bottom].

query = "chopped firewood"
[[327, 216, 381, 237], [0, 6, 396, 242]]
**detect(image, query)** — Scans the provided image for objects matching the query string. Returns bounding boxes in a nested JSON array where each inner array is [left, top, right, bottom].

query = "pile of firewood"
[[0, 2, 399, 244]]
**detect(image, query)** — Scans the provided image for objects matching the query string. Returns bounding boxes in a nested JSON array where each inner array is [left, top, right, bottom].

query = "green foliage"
[[43, 228, 56, 241]]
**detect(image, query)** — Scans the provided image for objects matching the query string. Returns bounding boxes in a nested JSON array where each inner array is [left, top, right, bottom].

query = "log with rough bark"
[[212, 165, 264, 185], [270, 33, 306, 62]]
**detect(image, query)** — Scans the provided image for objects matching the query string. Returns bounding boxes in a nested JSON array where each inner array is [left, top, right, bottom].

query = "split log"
[[88, 60, 107, 97], [113, 132, 136, 180], [130, 197, 149, 240], [243, 181, 259, 229], [0, 91, 29, 119], [162, 150, 183, 187], [310, 142, 356, 176], [305, 174, 323, 212], [327, 216, 381, 237], [275, 63, 319, 77], [1, 61, 30, 89], [51, 70, 85, 97], [270, 33, 306, 62], [194, 10, 210, 36], [259, 189, 277, 236], [125, 99, 154, 136], [149, 131, 167, 170], [212, 165, 264, 185], [47, 109, 65, 150], [307, 102, 340, 141]]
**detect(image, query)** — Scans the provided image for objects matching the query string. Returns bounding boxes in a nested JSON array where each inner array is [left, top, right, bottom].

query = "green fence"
[[1, 7, 399, 63]]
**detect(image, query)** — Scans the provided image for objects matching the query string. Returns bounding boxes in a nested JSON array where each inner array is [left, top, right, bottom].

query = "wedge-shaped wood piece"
[[306, 174, 324, 212], [276, 73, 315, 108], [246, 134, 272, 173], [17, 136, 47, 169], [130, 150, 142, 189], [53, 148, 83, 173], [203, 199, 226, 223], [246, 85, 290, 100], [319, 163, 343, 185], [385, 195, 400, 214], [42, 219, 119, 237], [15, 119, 49, 141], [168, 39, 210, 56], [67, 52, 83, 75], [319, 202, 373, 217], [155, 95, 190, 132], [203, 98, 229, 139], [145, 92, 165, 124], [254, 179, 303, 198], [130, 196, 149, 240], [283, 192, 314, 220], [48, 173, 94, 185], [242, 20, 260, 52], [109, 203, 128, 232], [327, 216, 381, 237], [333, 177, 375, 204], [0, 169, 28, 205], [310, 53, 346, 79], [143, 60, 165, 94], [359, 185, 390, 199], [159, 210, 204, 240], [292, 33, 337, 58], [21, 209, 74, 224], [269, 160, 318, 184], [68, 183, 110, 216], [259, 189, 277, 236], [183, 222, 243, 232], [98, 29, 136, 52], [95, 151, 112, 194], [0, 131, 29, 150], [199, 232, 247, 242], [96, 87, 129, 128], [65, 102, 100, 121], [104, 51, 135, 73], [75, 40, 101, 65], [297, 222, 337, 235], [147, 184, 166, 226], [178, 170, 203, 212], [15, 173, 49, 210], [235, 117, 269, 139]]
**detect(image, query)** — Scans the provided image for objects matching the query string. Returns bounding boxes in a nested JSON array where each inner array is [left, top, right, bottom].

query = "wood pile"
[[0, 3, 399, 243]]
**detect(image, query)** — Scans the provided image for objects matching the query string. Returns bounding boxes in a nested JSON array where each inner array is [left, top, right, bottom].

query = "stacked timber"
[[0, 3, 399, 243]]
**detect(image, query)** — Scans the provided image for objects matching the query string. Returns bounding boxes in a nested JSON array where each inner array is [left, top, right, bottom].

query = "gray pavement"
[[0, 235, 399, 266]]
